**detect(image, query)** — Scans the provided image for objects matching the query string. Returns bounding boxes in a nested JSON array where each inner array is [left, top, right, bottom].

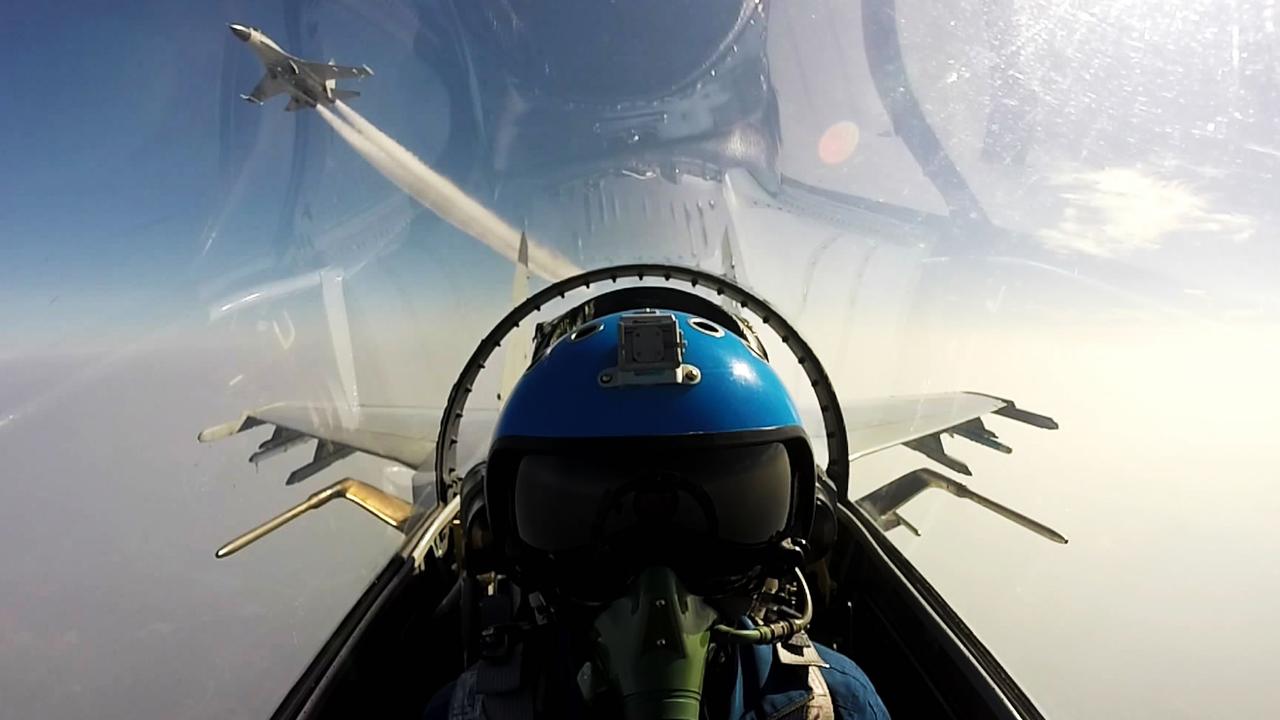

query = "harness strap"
[[804, 665, 835, 720], [448, 644, 538, 720], [776, 632, 830, 668], [771, 633, 835, 720]]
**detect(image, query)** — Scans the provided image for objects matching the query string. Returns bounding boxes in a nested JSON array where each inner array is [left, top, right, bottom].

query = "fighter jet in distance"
[[228, 23, 373, 111]]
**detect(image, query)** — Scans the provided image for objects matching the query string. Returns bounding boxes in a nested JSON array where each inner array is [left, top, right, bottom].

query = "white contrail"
[[316, 102, 579, 281]]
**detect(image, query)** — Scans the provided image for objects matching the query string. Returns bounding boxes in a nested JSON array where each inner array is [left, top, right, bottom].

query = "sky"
[[0, 3, 484, 717], [1, 1, 1279, 718]]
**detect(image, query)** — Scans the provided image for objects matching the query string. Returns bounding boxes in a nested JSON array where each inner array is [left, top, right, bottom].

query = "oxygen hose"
[[712, 567, 813, 644]]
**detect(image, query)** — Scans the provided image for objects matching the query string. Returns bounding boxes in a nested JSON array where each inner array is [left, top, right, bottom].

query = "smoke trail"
[[316, 102, 580, 281]]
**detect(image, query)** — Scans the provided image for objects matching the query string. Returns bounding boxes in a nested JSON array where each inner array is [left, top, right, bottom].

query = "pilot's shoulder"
[[813, 642, 892, 720], [422, 679, 457, 720]]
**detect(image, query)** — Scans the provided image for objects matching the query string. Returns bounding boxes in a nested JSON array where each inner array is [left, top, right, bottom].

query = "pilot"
[[425, 308, 889, 719]]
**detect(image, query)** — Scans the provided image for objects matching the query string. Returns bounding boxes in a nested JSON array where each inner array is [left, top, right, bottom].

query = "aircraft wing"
[[302, 61, 374, 81], [242, 75, 285, 104], [199, 403, 439, 485], [844, 392, 1056, 474]]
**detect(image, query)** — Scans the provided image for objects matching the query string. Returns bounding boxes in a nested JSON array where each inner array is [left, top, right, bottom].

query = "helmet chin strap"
[[588, 566, 719, 720]]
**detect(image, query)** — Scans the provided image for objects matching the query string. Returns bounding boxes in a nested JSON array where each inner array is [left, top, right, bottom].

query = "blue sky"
[[0, 8, 477, 715], [1, 3, 215, 345], [0, 0, 461, 355]]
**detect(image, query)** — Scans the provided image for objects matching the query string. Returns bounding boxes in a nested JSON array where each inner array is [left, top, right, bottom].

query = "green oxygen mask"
[[587, 566, 720, 720]]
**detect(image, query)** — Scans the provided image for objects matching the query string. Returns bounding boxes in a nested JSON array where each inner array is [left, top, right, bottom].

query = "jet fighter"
[[227, 23, 373, 111], [198, 264, 1067, 719]]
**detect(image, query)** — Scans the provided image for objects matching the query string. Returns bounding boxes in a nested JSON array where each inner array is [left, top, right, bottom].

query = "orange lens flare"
[[818, 121, 860, 166]]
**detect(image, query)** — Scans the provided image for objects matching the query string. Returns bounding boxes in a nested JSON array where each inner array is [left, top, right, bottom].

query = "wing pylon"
[[855, 468, 1067, 544], [841, 392, 1065, 543], [198, 403, 440, 484]]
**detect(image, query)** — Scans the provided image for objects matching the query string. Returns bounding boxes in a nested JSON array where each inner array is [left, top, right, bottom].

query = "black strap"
[[475, 644, 536, 720]]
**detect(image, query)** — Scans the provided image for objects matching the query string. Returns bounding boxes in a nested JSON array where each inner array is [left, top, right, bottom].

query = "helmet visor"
[[513, 442, 794, 554]]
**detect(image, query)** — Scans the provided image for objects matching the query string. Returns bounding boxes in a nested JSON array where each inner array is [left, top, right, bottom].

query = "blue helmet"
[[485, 307, 815, 600], [494, 309, 803, 439]]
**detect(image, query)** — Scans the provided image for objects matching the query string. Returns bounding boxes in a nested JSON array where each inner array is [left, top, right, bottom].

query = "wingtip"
[[198, 418, 241, 443], [198, 413, 264, 443]]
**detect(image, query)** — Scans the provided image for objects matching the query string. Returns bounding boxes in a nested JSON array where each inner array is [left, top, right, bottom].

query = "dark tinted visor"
[[514, 442, 793, 553]]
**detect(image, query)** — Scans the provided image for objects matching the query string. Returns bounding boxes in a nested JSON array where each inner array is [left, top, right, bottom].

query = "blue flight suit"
[[723, 640, 889, 719], [423, 637, 889, 719]]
